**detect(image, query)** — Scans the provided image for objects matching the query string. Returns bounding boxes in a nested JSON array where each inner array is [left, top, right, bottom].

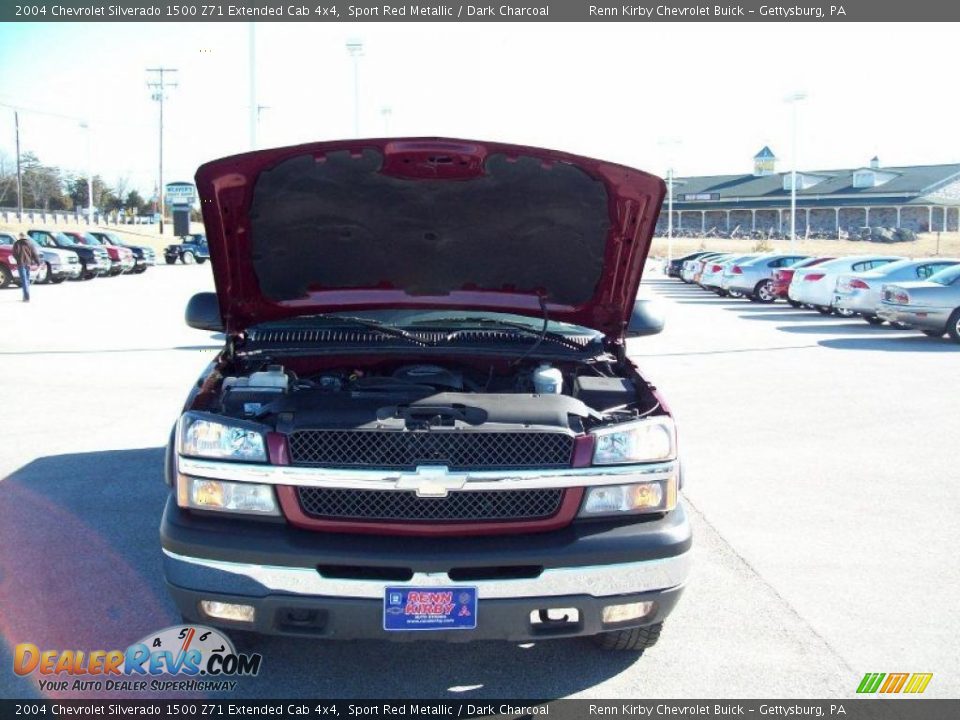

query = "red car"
[[772, 257, 834, 307], [0, 232, 42, 289], [63, 231, 136, 276]]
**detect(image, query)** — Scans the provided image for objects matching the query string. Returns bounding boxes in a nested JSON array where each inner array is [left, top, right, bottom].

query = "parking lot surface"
[[0, 266, 956, 699]]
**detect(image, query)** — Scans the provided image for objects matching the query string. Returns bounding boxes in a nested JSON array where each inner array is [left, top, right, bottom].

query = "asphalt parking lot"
[[1, 265, 957, 700]]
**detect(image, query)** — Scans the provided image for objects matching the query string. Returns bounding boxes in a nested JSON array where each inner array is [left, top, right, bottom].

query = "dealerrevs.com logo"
[[14, 625, 262, 693]]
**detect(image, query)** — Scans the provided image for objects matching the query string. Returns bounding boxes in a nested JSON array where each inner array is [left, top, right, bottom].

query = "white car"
[[682, 252, 729, 284], [788, 255, 905, 315], [701, 254, 759, 295]]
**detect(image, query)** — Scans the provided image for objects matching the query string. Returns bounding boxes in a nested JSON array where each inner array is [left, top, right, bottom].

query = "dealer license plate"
[[383, 586, 477, 631]]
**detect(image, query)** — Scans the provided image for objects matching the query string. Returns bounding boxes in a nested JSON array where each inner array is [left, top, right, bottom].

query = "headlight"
[[177, 475, 279, 515], [579, 477, 677, 517], [591, 417, 676, 464], [179, 413, 266, 461]]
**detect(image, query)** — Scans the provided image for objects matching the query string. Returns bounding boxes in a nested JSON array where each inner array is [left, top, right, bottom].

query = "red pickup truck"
[[161, 138, 690, 653]]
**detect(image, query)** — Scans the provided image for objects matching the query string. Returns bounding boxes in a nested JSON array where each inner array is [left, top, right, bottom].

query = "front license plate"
[[383, 586, 477, 631]]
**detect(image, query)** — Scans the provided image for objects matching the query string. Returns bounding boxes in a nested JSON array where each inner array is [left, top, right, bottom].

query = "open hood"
[[195, 138, 665, 339]]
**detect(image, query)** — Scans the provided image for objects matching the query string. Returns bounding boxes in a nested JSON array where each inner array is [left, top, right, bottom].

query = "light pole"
[[346, 39, 363, 137], [147, 67, 178, 235], [666, 167, 674, 263], [79, 121, 93, 224], [785, 92, 807, 243], [2, 103, 93, 222], [658, 138, 681, 264]]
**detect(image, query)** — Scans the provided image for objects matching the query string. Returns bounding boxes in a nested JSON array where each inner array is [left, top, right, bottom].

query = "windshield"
[[52, 232, 75, 246], [77, 234, 101, 245], [929, 264, 960, 285], [255, 310, 601, 338], [859, 259, 915, 276]]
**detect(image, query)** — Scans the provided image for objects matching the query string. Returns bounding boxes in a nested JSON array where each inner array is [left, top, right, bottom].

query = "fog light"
[[177, 475, 280, 515], [579, 477, 676, 517], [200, 600, 256, 623], [602, 601, 654, 624]]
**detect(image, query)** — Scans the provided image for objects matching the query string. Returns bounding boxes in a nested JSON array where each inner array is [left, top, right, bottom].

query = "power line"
[[147, 67, 178, 235]]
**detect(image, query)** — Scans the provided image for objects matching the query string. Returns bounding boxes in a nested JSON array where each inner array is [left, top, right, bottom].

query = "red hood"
[[195, 138, 665, 338]]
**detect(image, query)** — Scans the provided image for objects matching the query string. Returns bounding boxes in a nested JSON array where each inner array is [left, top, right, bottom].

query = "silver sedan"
[[725, 253, 810, 302], [876, 264, 960, 342], [834, 258, 960, 325]]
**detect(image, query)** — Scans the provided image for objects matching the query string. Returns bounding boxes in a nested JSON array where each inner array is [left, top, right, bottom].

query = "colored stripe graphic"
[[903, 673, 933, 694], [857, 673, 885, 693], [857, 672, 933, 694], [880, 673, 909, 693]]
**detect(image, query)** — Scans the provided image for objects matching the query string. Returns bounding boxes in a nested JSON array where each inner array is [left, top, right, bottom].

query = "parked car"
[[834, 258, 960, 325], [877, 264, 960, 342], [0, 232, 42, 289], [723, 253, 810, 303], [162, 138, 690, 652], [90, 231, 157, 273], [28, 229, 110, 280], [789, 255, 905, 315], [164, 234, 209, 264], [63, 231, 135, 275], [701, 254, 759, 295], [681, 252, 726, 283], [772, 257, 834, 307], [6, 232, 82, 284], [666, 251, 712, 279]]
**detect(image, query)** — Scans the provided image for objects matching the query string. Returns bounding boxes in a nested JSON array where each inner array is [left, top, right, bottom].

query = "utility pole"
[[147, 67, 178, 235], [14, 111, 22, 221]]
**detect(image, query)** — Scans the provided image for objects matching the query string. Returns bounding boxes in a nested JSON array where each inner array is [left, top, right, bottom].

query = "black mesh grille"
[[297, 487, 564, 522], [288, 430, 574, 470]]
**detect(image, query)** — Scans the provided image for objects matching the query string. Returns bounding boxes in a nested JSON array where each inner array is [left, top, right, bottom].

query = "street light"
[[658, 138, 681, 264], [346, 39, 364, 137], [1, 103, 94, 223], [79, 121, 93, 224], [785, 91, 807, 243]]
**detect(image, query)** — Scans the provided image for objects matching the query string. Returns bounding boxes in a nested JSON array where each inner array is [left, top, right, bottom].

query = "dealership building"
[[658, 148, 960, 235]]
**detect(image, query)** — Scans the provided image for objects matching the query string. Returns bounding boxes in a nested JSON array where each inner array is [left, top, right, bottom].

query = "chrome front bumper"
[[163, 548, 691, 600]]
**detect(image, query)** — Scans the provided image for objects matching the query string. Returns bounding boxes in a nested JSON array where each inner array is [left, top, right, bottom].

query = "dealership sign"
[[165, 182, 197, 206]]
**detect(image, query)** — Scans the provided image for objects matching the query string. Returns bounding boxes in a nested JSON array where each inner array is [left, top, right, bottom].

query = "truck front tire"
[[592, 622, 663, 652]]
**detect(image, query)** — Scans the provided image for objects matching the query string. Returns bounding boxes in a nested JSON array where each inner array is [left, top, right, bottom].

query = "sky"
[[1, 21, 959, 199]]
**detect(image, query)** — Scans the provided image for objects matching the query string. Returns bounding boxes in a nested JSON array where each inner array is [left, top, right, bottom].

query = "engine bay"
[[213, 358, 660, 433]]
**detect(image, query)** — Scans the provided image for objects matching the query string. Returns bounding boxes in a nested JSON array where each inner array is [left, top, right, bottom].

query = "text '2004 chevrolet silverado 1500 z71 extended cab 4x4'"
[[161, 138, 691, 652]]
